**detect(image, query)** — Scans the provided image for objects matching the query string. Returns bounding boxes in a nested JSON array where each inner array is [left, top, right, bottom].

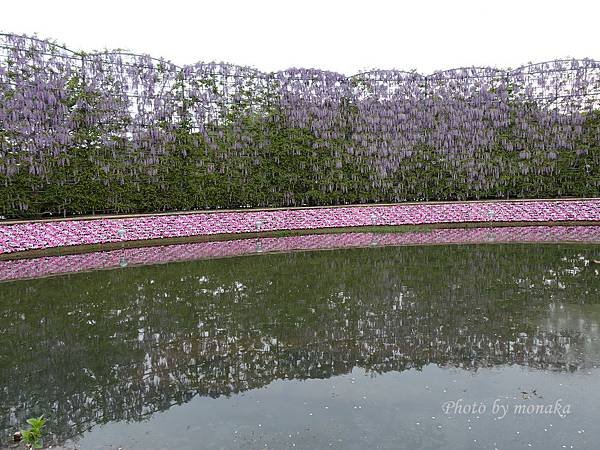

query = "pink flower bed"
[[1, 225, 599, 282], [0, 199, 599, 255]]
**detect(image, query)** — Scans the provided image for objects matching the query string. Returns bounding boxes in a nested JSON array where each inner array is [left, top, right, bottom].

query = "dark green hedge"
[[1, 108, 599, 219]]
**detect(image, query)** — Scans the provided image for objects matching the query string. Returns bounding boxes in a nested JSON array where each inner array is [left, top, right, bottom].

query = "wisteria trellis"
[[0, 33, 599, 217]]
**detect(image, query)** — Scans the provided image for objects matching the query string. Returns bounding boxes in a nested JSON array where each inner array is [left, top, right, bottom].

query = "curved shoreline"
[[1, 199, 599, 256], [1, 225, 599, 282]]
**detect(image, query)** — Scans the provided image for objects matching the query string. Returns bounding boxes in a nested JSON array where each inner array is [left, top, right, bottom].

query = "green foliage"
[[21, 416, 46, 449]]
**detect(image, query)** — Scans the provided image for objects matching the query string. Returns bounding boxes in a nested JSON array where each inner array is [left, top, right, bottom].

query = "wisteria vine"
[[0, 33, 599, 217]]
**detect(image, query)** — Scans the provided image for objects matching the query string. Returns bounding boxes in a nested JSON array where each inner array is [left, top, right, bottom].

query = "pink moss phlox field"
[[0, 199, 598, 255], [1, 225, 599, 282]]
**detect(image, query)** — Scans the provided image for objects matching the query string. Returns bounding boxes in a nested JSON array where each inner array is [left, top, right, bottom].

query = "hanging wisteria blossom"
[[0, 33, 599, 218]]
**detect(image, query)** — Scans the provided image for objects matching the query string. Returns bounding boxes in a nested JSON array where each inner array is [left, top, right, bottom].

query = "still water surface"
[[1, 243, 599, 449]]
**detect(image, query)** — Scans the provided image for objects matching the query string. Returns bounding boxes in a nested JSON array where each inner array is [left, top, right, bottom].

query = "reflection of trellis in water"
[[0, 245, 598, 444], [1, 33, 599, 214]]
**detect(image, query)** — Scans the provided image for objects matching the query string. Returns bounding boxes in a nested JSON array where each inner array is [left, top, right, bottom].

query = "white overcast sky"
[[1, 0, 598, 75]]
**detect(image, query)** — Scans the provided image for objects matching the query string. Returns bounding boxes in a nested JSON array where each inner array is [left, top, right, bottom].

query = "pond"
[[1, 240, 599, 449]]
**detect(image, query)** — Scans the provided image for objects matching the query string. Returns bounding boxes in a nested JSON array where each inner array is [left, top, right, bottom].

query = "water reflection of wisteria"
[[0, 243, 598, 445]]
